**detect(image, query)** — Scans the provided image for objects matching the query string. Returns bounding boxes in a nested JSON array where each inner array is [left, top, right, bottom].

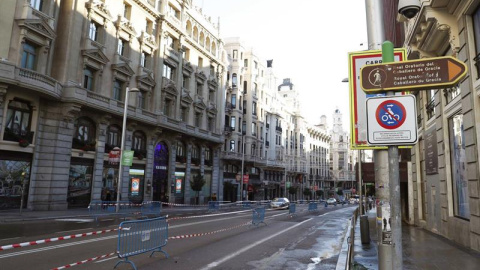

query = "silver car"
[[270, 197, 290, 209]]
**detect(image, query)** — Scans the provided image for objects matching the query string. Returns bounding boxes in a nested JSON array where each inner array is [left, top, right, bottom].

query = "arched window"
[[211, 42, 217, 57], [132, 131, 146, 159], [232, 73, 237, 87], [4, 99, 33, 142], [205, 37, 211, 51], [72, 117, 96, 150], [176, 141, 186, 163], [105, 125, 121, 152], [205, 147, 212, 166], [186, 20, 192, 37], [193, 26, 198, 42], [199, 32, 205, 47]]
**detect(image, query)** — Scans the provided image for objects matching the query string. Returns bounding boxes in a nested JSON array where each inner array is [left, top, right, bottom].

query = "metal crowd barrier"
[[242, 201, 252, 208], [115, 216, 169, 270], [251, 207, 266, 227], [208, 201, 220, 212], [289, 203, 297, 217], [308, 202, 318, 211]]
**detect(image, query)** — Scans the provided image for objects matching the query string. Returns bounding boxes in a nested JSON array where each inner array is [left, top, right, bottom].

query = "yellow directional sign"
[[360, 56, 467, 93]]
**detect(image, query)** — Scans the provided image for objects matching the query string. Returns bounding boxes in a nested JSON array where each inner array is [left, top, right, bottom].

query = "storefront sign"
[[122, 151, 134, 166], [131, 178, 140, 195], [108, 148, 121, 164], [175, 179, 182, 194], [243, 174, 249, 184]]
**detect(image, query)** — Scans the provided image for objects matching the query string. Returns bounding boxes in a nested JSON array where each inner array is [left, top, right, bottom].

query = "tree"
[[337, 189, 344, 196], [303, 188, 311, 200], [316, 190, 324, 199], [288, 186, 297, 200], [190, 173, 206, 205]]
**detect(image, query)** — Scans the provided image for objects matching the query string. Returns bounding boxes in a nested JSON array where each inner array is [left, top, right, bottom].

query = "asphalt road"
[[0, 204, 356, 270]]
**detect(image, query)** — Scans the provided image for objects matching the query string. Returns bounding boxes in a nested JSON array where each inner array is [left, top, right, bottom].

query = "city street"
[[0, 205, 356, 270]]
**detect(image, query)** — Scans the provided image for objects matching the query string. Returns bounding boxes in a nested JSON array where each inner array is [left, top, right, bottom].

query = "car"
[[270, 197, 290, 209], [326, 198, 337, 205]]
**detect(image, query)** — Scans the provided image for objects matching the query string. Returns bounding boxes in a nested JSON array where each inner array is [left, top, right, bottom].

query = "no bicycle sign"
[[366, 95, 417, 145]]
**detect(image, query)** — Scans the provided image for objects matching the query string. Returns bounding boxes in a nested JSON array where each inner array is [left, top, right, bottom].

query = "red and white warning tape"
[[161, 202, 208, 207], [49, 222, 251, 269], [0, 228, 118, 251], [50, 252, 115, 270]]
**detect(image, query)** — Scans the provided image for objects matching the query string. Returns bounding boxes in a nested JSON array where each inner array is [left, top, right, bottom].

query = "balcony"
[[224, 126, 233, 136], [266, 123, 270, 129], [0, 62, 62, 99], [276, 126, 283, 132], [225, 102, 233, 113], [221, 150, 243, 161], [266, 141, 270, 147]]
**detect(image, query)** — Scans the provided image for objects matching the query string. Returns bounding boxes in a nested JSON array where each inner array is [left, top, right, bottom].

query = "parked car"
[[326, 198, 337, 205], [270, 197, 290, 209]]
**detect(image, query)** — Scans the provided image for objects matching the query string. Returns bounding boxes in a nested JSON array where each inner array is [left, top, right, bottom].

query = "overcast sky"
[[194, 0, 368, 129]]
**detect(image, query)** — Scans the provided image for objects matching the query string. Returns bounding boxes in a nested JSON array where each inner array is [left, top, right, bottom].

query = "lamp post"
[[116, 87, 140, 213], [239, 134, 245, 201]]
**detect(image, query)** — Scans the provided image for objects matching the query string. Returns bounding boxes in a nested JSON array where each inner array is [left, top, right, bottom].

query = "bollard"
[[360, 215, 370, 244]]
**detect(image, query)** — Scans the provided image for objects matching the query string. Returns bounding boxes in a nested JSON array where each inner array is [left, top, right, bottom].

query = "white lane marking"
[[199, 218, 314, 270], [270, 212, 287, 218], [56, 228, 94, 234], [0, 212, 251, 258], [55, 218, 94, 223]]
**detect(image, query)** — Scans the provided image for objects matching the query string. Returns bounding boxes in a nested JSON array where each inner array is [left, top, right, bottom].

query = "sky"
[[194, 0, 369, 129]]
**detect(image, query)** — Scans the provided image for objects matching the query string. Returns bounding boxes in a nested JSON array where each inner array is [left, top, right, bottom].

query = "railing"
[[87, 91, 110, 104], [276, 126, 283, 132]]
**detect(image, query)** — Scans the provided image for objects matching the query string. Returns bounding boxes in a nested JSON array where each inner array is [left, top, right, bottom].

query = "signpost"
[[366, 95, 417, 145], [360, 56, 467, 93], [348, 49, 406, 149]]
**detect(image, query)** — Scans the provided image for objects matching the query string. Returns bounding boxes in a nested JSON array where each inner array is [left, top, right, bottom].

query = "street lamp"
[[116, 87, 140, 213]]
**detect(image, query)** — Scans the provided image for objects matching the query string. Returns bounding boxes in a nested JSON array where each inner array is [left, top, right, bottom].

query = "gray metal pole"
[[364, 0, 393, 269], [116, 88, 130, 213], [240, 134, 244, 201]]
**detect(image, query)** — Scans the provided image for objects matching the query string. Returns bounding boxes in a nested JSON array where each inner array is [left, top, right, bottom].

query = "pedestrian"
[[212, 193, 217, 201], [105, 190, 112, 202]]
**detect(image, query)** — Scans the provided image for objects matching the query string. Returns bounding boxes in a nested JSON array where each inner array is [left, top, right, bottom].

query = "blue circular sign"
[[375, 100, 406, 129]]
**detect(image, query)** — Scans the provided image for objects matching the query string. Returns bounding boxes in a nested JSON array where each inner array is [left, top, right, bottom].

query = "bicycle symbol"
[[381, 108, 400, 122]]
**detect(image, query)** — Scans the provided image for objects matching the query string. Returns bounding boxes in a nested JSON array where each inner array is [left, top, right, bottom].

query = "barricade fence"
[[289, 203, 296, 217], [115, 216, 169, 270], [88, 201, 162, 221], [251, 207, 266, 227]]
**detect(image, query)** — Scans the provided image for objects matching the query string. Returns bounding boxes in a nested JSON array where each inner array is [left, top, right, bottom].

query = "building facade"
[[387, 0, 480, 252], [0, 0, 227, 210]]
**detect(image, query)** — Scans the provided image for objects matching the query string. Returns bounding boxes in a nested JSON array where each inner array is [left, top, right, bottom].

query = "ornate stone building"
[[0, 0, 227, 210]]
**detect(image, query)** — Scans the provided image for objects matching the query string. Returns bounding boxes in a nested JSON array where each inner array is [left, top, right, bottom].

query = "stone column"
[[28, 102, 80, 210], [0, 84, 7, 133], [144, 128, 162, 201], [167, 136, 179, 203], [212, 146, 222, 201], [91, 116, 110, 201], [185, 141, 192, 204]]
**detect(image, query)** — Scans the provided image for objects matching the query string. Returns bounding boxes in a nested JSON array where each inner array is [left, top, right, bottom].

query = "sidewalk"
[[353, 208, 480, 270]]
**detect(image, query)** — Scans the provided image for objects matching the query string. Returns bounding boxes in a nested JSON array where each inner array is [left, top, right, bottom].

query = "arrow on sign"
[[360, 56, 467, 93]]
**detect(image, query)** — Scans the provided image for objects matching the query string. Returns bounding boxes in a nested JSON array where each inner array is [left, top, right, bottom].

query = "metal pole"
[[240, 134, 244, 201], [116, 87, 138, 213], [383, 41, 403, 270], [284, 166, 287, 198], [358, 150, 363, 215], [364, 0, 392, 268]]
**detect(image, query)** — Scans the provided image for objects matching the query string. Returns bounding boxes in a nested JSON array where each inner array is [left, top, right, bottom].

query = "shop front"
[[0, 151, 31, 210], [173, 171, 185, 204], [129, 167, 145, 204], [68, 157, 93, 208], [153, 142, 169, 202]]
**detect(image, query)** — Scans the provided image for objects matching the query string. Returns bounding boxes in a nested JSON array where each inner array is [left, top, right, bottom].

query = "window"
[[83, 67, 95, 91], [205, 148, 212, 161], [254, 61, 258, 69], [73, 117, 95, 143], [232, 73, 237, 87], [231, 94, 236, 108], [106, 125, 121, 147], [230, 116, 236, 129], [132, 131, 146, 151], [88, 22, 100, 41], [252, 102, 257, 115], [141, 52, 152, 69], [230, 140, 235, 151], [180, 107, 187, 122], [197, 82, 203, 95], [426, 90, 435, 120], [167, 4, 180, 19], [146, 19, 153, 35], [252, 122, 257, 136], [251, 144, 256, 156], [31, 0, 43, 11], [113, 80, 123, 101], [4, 99, 32, 141], [208, 117, 214, 131], [198, 57, 203, 68], [138, 91, 147, 110], [166, 35, 175, 49], [123, 2, 131, 19], [21, 42, 37, 70], [182, 75, 189, 88], [242, 121, 246, 135], [163, 64, 174, 80], [117, 39, 128, 56], [210, 65, 215, 76], [195, 113, 202, 127], [192, 145, 200, 160], [233, 50, 238, 59], [176, 141, 185, 157], [473, 6, 480, 78], [164, 99, 172, 117], [243, 82, 247, 94], [449, 114, 470, 219], [244, 59, 248, 67]]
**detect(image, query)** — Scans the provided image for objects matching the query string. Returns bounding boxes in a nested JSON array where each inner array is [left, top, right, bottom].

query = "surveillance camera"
[[398, 0, 420, 19]]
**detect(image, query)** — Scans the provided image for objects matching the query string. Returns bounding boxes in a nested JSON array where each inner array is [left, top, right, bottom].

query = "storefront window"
[[129, 168, 144, 203], [68, 163, 93, 208], [0, 160, 30, 209], [449, 114, 470, 219], [102, 167, 118, 201], [4, 99, 32, 142]]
